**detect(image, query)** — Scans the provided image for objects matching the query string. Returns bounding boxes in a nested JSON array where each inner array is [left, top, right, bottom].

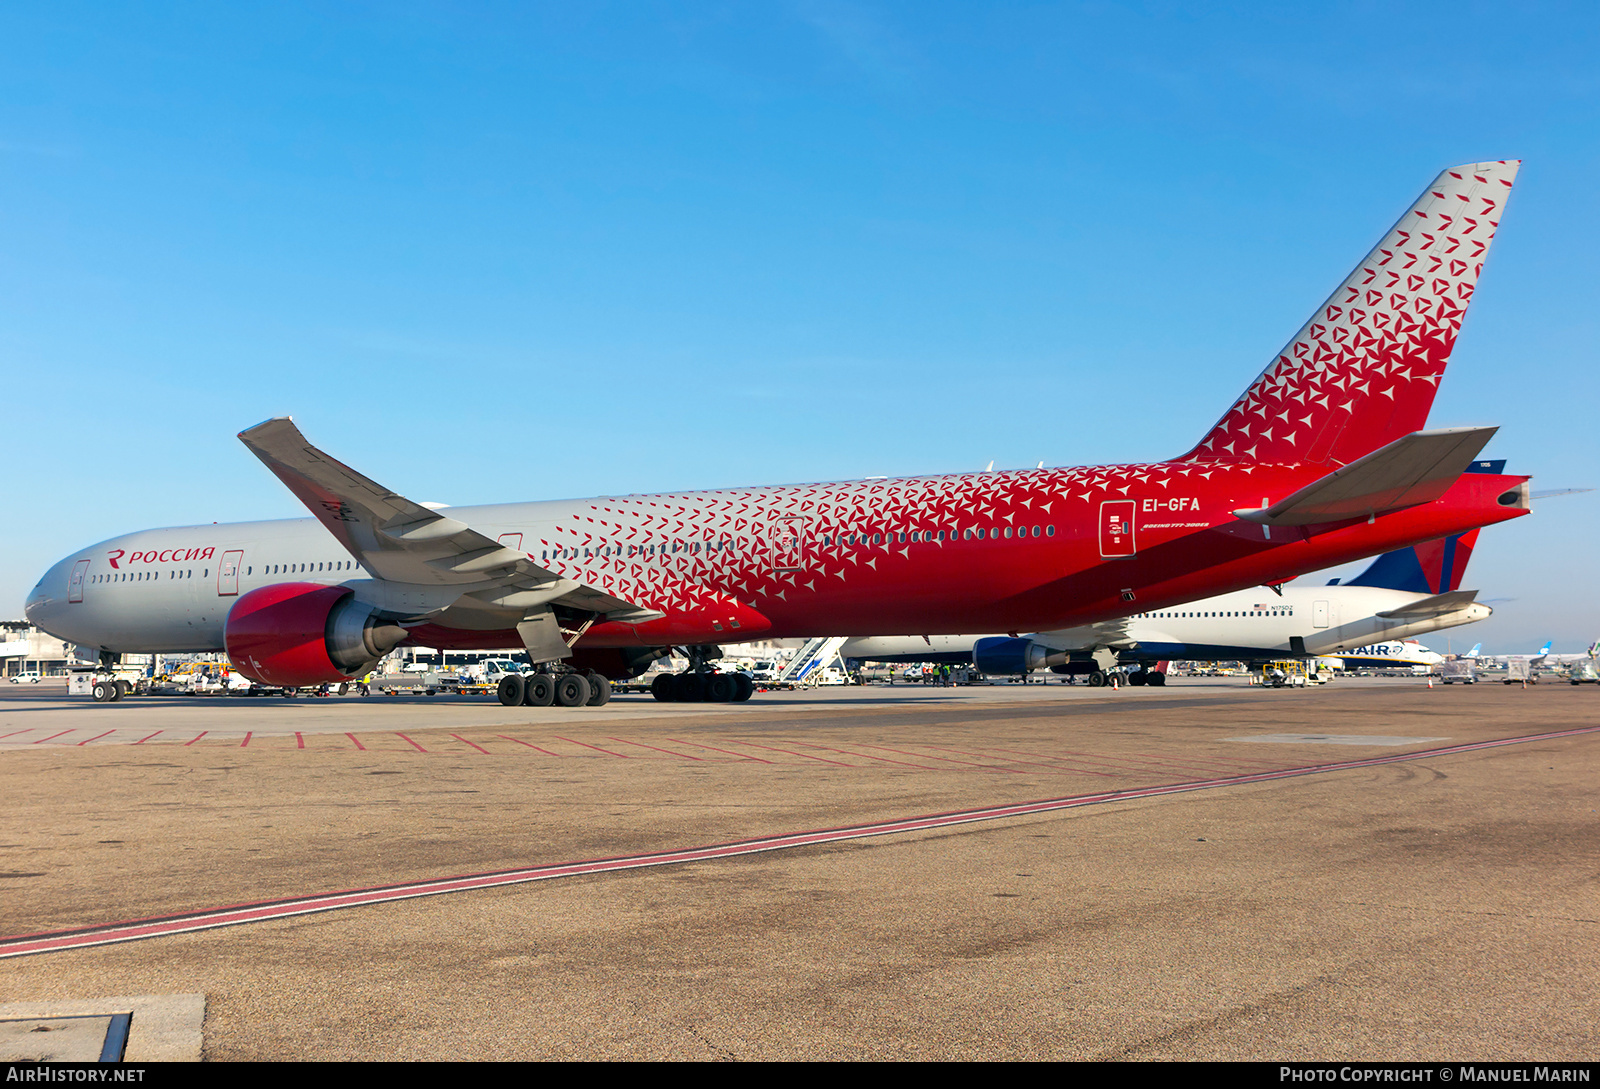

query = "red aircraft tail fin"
[[1179, 161, 1520, 467]]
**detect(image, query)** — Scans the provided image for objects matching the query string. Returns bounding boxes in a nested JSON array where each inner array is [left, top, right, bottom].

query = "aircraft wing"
[[238, 417, 652, 618], [1233, 427, 1498, 527], [1375, 589, 1482, 620]]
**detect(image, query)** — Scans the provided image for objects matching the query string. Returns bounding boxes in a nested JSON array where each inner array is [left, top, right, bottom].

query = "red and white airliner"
[[26, 161, 1531, 706]]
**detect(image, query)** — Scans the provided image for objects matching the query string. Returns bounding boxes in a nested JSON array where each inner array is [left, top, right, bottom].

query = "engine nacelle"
[[973, 636, 1067, 676], [225, 582, 408, 687]]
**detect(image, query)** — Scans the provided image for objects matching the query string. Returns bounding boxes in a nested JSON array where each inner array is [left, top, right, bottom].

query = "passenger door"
[[217, 550, 244, 597], [68, 559, 90, 604], [1099, 500, 1137, 558]]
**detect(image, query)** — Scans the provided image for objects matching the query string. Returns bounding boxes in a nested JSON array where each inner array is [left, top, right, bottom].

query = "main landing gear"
[[496, 670, 612, 709], [650, 671, 754, 703], [1083, 668, 1165, 687], [650, 645, 753, 703]]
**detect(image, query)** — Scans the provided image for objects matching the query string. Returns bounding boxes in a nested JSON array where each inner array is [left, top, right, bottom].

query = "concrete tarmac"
[[0, 678, 1595, 1060]]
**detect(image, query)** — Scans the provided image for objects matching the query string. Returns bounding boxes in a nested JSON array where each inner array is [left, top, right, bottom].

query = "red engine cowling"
[[224, 582, 365, 687]]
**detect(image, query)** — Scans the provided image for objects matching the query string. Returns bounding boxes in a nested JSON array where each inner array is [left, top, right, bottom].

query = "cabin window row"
[[538, 525, 1058, 561], [92, 570, 202, 582], [260, 561, 358, 575], [1135, 610, 1294, 618], [825, 526, 1055, 545]]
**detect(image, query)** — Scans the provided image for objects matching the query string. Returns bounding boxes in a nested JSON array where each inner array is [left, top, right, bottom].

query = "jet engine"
[[972, 637, 1067, 676], [224, 582, 409, 687]]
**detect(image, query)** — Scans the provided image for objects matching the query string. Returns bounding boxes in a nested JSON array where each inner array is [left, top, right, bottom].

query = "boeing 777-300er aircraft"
[[844, 526, 1494, 685], [26, 161, 1532, 707]]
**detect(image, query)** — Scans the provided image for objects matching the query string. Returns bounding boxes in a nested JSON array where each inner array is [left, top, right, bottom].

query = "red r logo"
[[107, 549, 125, 570]]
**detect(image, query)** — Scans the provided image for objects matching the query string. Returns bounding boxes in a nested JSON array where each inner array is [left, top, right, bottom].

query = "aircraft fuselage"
[[26, 460, 1529, 656]]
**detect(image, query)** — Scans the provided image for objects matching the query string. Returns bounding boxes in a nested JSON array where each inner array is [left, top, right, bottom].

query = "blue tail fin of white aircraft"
[[1339, 528, 1480, 594]]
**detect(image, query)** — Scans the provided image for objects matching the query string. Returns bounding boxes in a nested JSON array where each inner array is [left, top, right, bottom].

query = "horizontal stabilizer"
[[238, 417, 645, 618], [1233, 426, 1497, 527], [1376, 589, 1481, 619]]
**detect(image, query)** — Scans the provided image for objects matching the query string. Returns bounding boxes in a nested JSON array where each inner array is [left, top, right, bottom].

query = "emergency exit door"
[[217, 550, 244, 597], [770, 517, 806, 572], [1099, 500, 1137, 558]]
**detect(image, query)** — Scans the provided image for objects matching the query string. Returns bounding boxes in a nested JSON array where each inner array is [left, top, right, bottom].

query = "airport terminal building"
[[0, 621, 88, 678]]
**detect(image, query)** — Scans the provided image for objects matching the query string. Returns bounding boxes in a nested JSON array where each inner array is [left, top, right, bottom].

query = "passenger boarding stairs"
[[778, 637, 849, 687]]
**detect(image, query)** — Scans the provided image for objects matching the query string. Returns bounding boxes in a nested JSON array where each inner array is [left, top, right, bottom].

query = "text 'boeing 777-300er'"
[[26, 161, 1533, 707]]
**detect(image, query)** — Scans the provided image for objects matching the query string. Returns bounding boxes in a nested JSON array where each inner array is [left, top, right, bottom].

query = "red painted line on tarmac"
[[495, 736, 562, 756], [792, 742, 941, 770], [667, 738, 772, 763], [7, 724, 1595, 960], [33, 731, 74, 745], [240, 733, 252, 748], [134, 731, 163, 745], [0, 729, 35, 740], [554, 736, 628, 758], [346, 733, 366, 751], [925, 744, 1124, 778], [606, 737, 703, 760], [856, 743, 1027, 773], [396, 733, 427, 752], [450, 734, 490, 754], [734, 740, 853, 766], [76, 731, 115, 747], [296, 733, 305, 750], [184, 732, 208, 747]]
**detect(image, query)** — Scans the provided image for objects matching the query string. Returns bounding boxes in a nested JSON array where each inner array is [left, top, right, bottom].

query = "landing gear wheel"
[[337, 682, 349, 696], [585, 673, 611, 706], [1087, 671, 1106, 687], [1129, 671, 1148, 687], [733, 674, 755, 702], [651, 673, 675, 702], [92, 681, 116, 702], [524, 674, 555, 707], [498, 676, 526, 706], [114, 679, 132, 699], [1147, 672, 1166, 687], [679, 674, 706, 703], [707, 674, 735, 703], [555, 673, 591, 708]]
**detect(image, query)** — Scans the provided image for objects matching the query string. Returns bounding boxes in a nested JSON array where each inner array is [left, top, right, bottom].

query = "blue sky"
[[3, 2, 1596, 653]]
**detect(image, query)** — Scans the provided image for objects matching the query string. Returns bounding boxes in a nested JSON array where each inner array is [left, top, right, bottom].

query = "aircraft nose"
[[25, 558, 68, 634], [25, 575, 54, 627]]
